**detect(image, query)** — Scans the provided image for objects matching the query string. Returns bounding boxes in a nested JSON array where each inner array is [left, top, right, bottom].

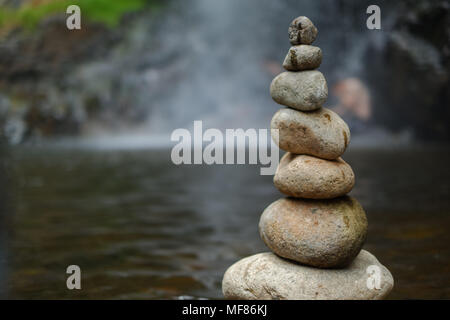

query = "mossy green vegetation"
[[0, 0, 161, 30]]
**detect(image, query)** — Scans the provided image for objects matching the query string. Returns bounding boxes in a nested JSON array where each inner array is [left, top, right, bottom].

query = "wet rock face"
[[288, 16, 318, 45], [274, 153, 355, 199], [365, 0, 450, 141], [0, 16, 120, 143], [0, 16, 118, 81], [222, 251, 394, 300], [259, 197, 368, 268], [271, 107, 350, 160], [283, 45, 322, 71], [368, 29, 450, 140], [270, 71, 328, 111]]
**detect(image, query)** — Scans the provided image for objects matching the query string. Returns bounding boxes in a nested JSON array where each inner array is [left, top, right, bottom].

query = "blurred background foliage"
[[0, 0, 165, 29], [0, 0, 163, 30]]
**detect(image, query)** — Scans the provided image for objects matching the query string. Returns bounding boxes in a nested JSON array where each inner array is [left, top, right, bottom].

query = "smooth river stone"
[[274, 153, 355, 199], [259, 197, 367, 268], [288, 16, 318, 45], [283, 45, 322, 71], [222, 250, 394, 300], [270, 71, 327, 111], [271, 107, 350, 160]]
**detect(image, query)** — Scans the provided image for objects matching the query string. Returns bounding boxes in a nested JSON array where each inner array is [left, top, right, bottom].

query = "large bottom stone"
[[222, 250, 394, 300]]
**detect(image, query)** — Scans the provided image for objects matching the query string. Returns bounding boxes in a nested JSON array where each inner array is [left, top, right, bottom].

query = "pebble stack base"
[[222, 250, 394, 300]]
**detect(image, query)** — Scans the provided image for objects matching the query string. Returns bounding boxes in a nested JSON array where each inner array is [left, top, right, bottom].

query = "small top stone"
[[288, 16, 318, 45]]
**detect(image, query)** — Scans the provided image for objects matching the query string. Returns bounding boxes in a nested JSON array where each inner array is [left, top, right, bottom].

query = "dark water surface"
[[1, 145, 449, 299]]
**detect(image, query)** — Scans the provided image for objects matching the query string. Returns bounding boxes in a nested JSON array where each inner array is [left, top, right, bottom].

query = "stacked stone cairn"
[[222, 16, 394, 300]]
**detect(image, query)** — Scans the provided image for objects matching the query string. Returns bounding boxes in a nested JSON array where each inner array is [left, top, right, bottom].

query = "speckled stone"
[[222, 250, 394, 300], [283, 45, 322, 71], [270, 71, 328, 111], [274, 153, 355, 199], [271, 107, 350, 160], [259, 197, 368, 268], [288, 16, 318, 45]]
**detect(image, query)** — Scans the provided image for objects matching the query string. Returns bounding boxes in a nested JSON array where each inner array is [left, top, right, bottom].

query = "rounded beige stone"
[[222, 250, 394, 300], [274, 153, 355, 199], [271, 107, 350, 160], [259, 197, 368, 268], [283, 45, 322, 71], [288, 16, 318, 45], [270, 71, 327, 111], [270, 70, 328, 111]]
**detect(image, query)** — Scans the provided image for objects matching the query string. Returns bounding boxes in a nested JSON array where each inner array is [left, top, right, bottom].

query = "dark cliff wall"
[[366, 0, 450, 140]]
